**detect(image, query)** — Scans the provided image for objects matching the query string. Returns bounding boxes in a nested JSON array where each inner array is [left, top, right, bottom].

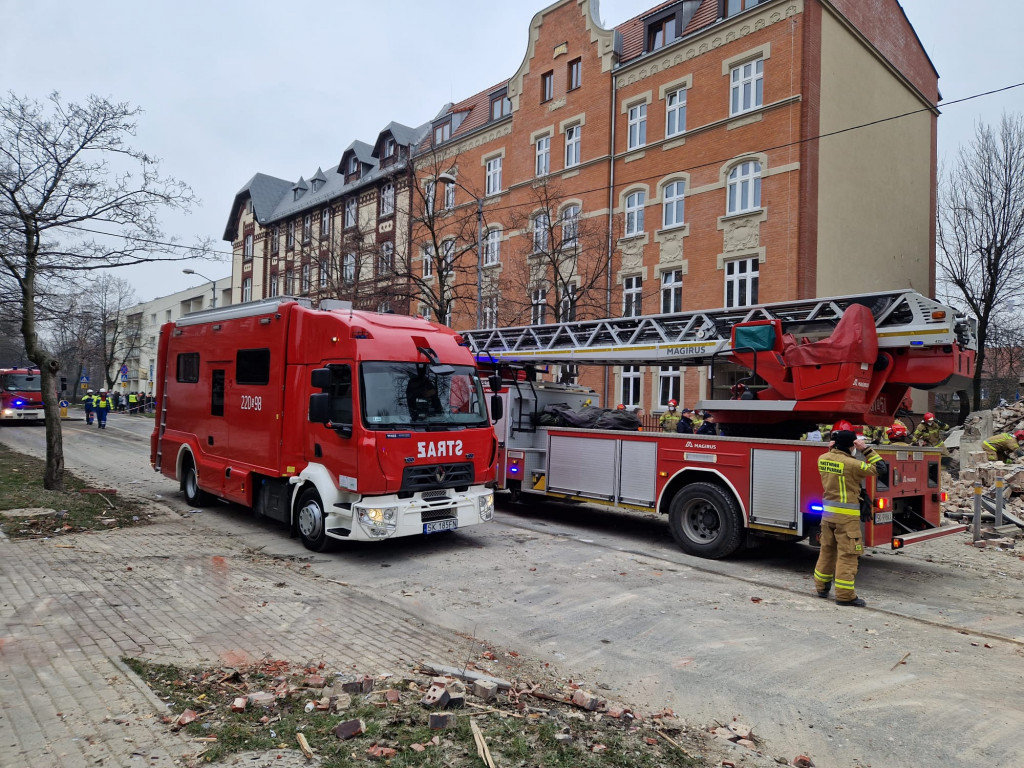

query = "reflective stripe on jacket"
[[818, 447, 882, 517]]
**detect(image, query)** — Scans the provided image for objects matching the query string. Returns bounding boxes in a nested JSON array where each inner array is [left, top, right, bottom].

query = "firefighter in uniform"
[[887, 422, 911, 444], [659, 400, 681, 432], [83, 389, 95, 425], [982, 430, 1024, 463], [813, 420, 886, 607], [95, 389, 112, 429], [911, 412, 947, 447]]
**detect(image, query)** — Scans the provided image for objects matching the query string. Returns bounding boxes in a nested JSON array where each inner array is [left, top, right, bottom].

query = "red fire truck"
[[467, 290, 972, 559], [150, 298, 500, 551], [0, 367, 46, 423]]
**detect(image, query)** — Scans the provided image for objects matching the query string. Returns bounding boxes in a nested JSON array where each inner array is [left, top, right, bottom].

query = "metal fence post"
[[972, 481, 982, 543], [995, 475, 1005, 527]]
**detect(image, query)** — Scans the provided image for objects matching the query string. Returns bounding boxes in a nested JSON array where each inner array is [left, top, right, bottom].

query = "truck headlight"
[[479, 492, 494, 521], [1, 409, 13, 416], [356, 507, 397, 537]]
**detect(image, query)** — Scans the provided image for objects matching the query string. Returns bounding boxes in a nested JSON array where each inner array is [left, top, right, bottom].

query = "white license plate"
[[874, 511, 893, 524], [424, 518, 458, 534]]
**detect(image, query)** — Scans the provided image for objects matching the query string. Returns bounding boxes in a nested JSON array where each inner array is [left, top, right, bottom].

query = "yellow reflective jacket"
[[818, 446, 884, 517], [983, 433, 1020, 461]]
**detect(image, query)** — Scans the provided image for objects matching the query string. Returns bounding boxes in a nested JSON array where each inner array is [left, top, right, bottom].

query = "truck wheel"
[[668, 482, 745, 559], [296, 488, 331, 552], [182, 458, 213, 507]]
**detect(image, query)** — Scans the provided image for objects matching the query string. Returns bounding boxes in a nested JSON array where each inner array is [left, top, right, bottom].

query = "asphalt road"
[[5, 413, 1024, 768]]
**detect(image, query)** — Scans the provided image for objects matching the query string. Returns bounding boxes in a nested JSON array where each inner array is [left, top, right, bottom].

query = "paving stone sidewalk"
[[0, 517, 481, 768]]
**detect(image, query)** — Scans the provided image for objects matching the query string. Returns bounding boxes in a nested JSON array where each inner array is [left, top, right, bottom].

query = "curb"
[[109, 655, 171, 716]]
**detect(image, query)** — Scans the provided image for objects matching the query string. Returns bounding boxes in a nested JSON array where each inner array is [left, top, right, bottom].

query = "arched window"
[[662, 181, 685, 228], [727, 161, 761, 215], [625, 191, 645, 236]]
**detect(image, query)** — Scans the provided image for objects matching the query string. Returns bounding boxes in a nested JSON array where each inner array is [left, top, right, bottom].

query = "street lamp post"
[[183, 268, 217, 308], [437, 173, 484, 329]]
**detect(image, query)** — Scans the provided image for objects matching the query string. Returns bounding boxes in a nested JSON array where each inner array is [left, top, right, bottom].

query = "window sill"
[[722, 208, 764, 222], [621, 232, 646, 241]]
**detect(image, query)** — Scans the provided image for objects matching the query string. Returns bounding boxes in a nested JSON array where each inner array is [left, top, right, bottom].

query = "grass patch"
[[125, 657, 714, 767], [0, 442, 154, 538]]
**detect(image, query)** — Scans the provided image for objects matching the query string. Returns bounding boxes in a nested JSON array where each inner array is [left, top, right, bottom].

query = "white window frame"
[[378, 241, 394, 274], [444, 182, 455, 210], [622, 365, 641, 406], [270, 226, 279, 254], [482, 295, 499, 329], [485, 156, 503, 196], [301, 264, 310, 293], [659, 366, 681, 407], [269, 274, 279, 297], [623, 275, 642, 317], [666, 87, 687, 137], [302, 215, 311, 243], [242, 277, 252, 302], [425, 180, 436, 214], [422, 244, 434, 278], [562, 205, 580, 248], [661, 269, 682, 314], [343, 253, 356, 284], [442, 240, 455, 276], [730, 57, 764, 116], [565, 124, 581, 168], [533, 212, 550, 253], [484, 229, 501, 266], [662, 181, 685, 229], [725, 257, 760, 308], [243, 233, 253, 259], [319, 259, 329, 288], [627, 103, 647, 150], [285, 269, 293, 295], [287, 221, 295, 248], [378, 300, 392, 313], [625, 191, 645, 236], [321, 208, 330, 237], [349, 155, 359, 174], [727, 161, 762, 215], [560, 283, 577, 321], [380, 183, 395, 216], [531, 287, 547, 325], [344, 198, 357, 228], [535, 134, 551, 177]]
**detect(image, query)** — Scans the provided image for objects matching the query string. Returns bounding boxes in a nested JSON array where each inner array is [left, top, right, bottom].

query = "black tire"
[[295, 487, 332, 552], [668, 482, 745, 559], [182, 457, 213, 507]]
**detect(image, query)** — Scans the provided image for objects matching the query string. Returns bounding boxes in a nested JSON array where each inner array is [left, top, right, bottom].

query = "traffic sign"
[[80, 376, 89, 383], [121, 374, 128, 382], [120, 365, 128, 375]]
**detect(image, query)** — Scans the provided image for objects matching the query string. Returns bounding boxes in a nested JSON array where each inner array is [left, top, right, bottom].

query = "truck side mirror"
[[490, 394, 503, 422], [308, 392, 331, 423], [310, 368, 331, 390], [488, 375, 502, 393]]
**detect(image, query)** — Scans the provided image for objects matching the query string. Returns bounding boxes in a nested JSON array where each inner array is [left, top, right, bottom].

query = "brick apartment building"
[[225, 0, 938, 411]]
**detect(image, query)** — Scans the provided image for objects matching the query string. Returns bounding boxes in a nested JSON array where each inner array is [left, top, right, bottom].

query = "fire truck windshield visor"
[[4, 374, 41, 392], [360, 362, 488, 429]]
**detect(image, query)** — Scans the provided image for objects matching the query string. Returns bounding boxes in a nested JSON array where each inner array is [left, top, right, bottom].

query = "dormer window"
[[384, 137, 396, 158], [349, 156, 359, 174], [490, 90, 512, 121], [434, 121, 451, 145], [311, 178, 323, 192], [644, 2, 699, 53], [721, 0, 768, 19]]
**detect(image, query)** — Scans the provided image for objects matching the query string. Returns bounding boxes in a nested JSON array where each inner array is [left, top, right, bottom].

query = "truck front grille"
[[400, 462, 473, 494]]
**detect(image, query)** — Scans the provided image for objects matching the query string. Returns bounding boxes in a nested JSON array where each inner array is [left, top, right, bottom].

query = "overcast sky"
[[5, 0, 1022, 303]]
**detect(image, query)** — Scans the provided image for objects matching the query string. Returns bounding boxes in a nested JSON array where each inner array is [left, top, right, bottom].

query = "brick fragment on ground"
[[421, 683, 450, 708], [429, 712, 456, 729], [247, 691, 277, 707], [175, 709, 197, 726], [472, 679, 498, 701], [304, 674, 326, 688], [384, 689, 401, 703], [714, 726, 738, 741], [410, 743, 426, 752], [230, 697, 247, 712], [738, 738, 757, 749], [571, 688, 600, 711], [334, 718, 366, 740], [367, 744, 396, 758], [792, 755, 815, 767], [728, 722, 752, 740]]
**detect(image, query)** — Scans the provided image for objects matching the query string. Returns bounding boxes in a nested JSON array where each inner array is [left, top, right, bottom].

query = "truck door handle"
[[208, 436, 214, 446]]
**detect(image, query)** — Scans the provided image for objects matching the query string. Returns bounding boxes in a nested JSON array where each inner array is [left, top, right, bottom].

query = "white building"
[[124, 276, 231, 394]]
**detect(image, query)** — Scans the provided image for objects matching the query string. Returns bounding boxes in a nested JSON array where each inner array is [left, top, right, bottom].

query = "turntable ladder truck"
[[465, 290, 974, 559]]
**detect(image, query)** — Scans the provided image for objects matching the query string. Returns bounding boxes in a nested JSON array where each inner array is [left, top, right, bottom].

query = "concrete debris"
[[792, 755, 815, 767], [333, 718, 365, 740], [428, 711, 456, 729]]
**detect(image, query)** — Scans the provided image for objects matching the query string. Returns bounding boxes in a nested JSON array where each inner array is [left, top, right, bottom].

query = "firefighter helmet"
[[924, 412, 935, 423], [667, 399, 678, 408], [888, 423, 908, 440], [1015, 430, 1024, 441], [831, 419, 854, 434], [616, 403, 626, 410]]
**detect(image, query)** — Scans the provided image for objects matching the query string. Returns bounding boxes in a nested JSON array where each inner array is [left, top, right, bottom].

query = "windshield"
[[3, 374, 41, 392], [361, 362, 487, 429]]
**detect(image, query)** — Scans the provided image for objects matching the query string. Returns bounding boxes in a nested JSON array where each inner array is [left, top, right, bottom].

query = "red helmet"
[[924, 412, 935, 422], [888, 423, 908, 439], [1015, 430, 1024, 441], [616, 403, 626, 410], [831, 420, 854, 434], [668, 399, 678, 408]]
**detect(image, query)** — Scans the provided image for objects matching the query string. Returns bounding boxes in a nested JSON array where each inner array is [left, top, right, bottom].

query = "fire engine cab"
[[150, 297, 500, 550], [466, 290, 973, 559], [0, 367, 46, 423]]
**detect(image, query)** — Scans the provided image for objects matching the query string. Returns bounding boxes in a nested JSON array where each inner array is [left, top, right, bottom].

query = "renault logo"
[[435, 467, 447, 484]]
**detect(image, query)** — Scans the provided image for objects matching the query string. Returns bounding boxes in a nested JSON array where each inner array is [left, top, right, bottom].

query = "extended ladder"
[[464, 290, 977, 366]]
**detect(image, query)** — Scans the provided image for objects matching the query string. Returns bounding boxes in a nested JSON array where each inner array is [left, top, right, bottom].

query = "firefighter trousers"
[[813, 514, 863, 602]]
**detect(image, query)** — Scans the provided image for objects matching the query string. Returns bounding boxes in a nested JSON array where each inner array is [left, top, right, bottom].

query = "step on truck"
[[150, 297, 500, 551], [467, 290, 973, 559]]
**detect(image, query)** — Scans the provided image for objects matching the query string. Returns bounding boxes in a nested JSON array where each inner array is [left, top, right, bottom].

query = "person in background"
[[616, 403, 626, 411], [676, 408, 695, 434], [127, 390, 138, 415], [813, 421, 886, 607], [804, 426, 823, 441], [83, 389, 95, 425], [659, 400, 681, 432], [696, 411, 717, 435], [982, 430, 1024, 463], [631, 406, 646, 431], [887, 422, 911, 444], [911, 412, 947, 447], [94, 389, 112, 429]]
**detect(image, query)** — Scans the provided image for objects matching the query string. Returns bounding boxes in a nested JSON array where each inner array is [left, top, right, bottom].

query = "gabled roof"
[[310, 167, 327, 185], [339, 140, 376, 173], [372, 121, 425, 157], [222, 172, 293, 241], [416, 80, 509, 154]]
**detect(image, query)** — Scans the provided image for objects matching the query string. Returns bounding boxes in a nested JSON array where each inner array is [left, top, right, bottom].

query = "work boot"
[[816, 586, 831, 599], [836, 597, 867, 607]]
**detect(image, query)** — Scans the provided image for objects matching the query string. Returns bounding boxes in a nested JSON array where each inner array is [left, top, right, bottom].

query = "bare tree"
[[88, 274, 141, 390], [938, 114, 1024, 411], [0, 91, 196, 489], [502, 179, 614, 327]]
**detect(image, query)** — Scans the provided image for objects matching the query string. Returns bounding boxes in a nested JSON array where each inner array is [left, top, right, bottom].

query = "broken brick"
[[334, 718, 366, 740], [728, 722, 753, 740], [471, 680, 498, 701], [421, 684, 450, 709], [176, 709, 198, 726], [247, 692, 277, 708], [384, 689, 401, 703], [571, 689, 600, 711], [230, 697, 247, 713], [304, 675, 326, 688], [714, 727, 738, 741], [793, 755, 815, 768], [738, 739, 757, 749], [410, 743, 426, 752], [429, 712, 456, 730], [366, 744, 396, 759]]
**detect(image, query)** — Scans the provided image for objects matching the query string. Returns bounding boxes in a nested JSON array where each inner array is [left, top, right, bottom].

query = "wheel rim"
[[186, 468, 199, 498], [297, 499, 323, 540], [681, 498, 722, 543]]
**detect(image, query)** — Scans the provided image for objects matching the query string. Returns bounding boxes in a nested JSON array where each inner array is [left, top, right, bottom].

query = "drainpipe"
[[604, 69, 618, 406]]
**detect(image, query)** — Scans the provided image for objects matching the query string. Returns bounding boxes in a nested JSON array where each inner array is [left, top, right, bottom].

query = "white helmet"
[[99, 388, 107, 394], [87, 389, 94, 394]]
